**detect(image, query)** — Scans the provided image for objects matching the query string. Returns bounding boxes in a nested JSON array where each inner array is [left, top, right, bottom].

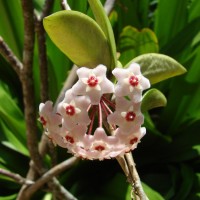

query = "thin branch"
[[48, 177, 78, 200], [40, 0, 55, 19], [104, 0, 116, 15], [35, 0, 54, 102], [124, 153, 149, 200], [61, 0, 71, 10], [20, 0, 44, 173], [0, 36, 22, 76], [0, 168, 34, 186], [19, 157, 79, 199], [35, 0, 58, 169]]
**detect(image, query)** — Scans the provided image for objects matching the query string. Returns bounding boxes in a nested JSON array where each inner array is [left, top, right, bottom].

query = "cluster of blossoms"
[[39, 63, 150, 160]]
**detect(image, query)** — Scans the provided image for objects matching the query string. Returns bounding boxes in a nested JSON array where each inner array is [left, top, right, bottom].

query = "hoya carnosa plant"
[[40, 1, 186, 159], [39, 63, 150, 160]]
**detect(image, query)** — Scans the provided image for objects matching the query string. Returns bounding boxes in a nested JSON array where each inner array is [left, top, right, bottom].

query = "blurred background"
[[0, 0, 200, 199]]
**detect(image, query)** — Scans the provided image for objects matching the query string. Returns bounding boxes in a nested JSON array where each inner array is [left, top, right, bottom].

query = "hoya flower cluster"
[[39, 63, 150, 160]]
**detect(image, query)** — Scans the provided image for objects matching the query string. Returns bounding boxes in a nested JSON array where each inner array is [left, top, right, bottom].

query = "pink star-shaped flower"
[[62, 124, 87, 148], [114, 127, 146, 152], [57, 89, 91, 130], [113, 63, 150, 102], [107, 97, 144, 134], [72, 64, 114, 105], [73, 127, 119, 160], [39, 101, 62, 133]]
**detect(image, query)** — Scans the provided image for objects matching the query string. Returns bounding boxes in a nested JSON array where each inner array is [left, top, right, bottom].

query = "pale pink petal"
[[112, 68, 128, 80], [129, 63, 141, 75], [93, 64, 107, 76], [72, 80, 86, 95], [100, 78, 114, 94], [77, 67, 91, 78]]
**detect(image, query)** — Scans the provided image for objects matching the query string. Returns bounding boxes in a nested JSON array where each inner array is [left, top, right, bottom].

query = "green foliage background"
[[0, 0, 200, 199]]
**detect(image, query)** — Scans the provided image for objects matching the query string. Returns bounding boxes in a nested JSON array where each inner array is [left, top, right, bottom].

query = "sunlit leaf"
[[0, 194, 17, 200], [44, 10, 112, 68], [126, 53, 187, 84], [119, 26, 159, 65], [141, 89, 167, 112], [88, 0, 117, 68]]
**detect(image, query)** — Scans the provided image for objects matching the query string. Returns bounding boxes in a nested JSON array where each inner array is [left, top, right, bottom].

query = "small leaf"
[[43, 10, 111, 68], [126, 53, 187, 84], [141, 89, 167, 112], [119, 26, 159, 65], [142, 182, 165, 200], [0, 194, 17, 200], [88, 0, 117, 68]]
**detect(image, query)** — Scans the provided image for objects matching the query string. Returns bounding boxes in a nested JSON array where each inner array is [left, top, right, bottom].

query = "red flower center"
[[40, 116, 47, 126], [129, 75, 139, 87], [65, 135, 74, 144], [95, 145, 105, 151], [66, 105, 75, 116], [125, 111, 136, 121], [87, 76, 98, 87], [130, 137, 138, 144]]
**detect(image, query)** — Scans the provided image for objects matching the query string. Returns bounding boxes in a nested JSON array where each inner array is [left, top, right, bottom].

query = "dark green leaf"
[[155, 0, 188, 48], [119, 26, 158, 65], [141, 182, 165, 200], [173, 164, 194, 200], [141, 88, 167, 112], [0, 84, 28, 156]]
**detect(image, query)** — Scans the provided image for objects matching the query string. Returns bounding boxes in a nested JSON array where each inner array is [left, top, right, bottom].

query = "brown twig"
[[0, 168, 34, 186], [35, 0, 54, 102], [35, 0, 58, 167], [0, 36, 22, 76], [20, 0, 44, 173], [18, 157, 79, 199], [124, 153, 149, 200]]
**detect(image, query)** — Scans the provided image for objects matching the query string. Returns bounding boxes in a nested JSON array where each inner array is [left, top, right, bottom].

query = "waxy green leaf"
[[119, 26, 159, 65], [88, 0, 117, 68], [43, 10, 111, 68], [126, 53, 187, 84], [141, 89, 167, 112]]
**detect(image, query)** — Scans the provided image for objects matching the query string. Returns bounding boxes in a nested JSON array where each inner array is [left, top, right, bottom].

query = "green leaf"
[[119, 26, 159, 65], [0, 84, 28, 156], [155, 0, 188, 48], [88, 0, 117, 68], [43, 10, 111, 68], [142, 182, 165, 200], [0, 194, 17, 200], [173, 164, 194, 200], [125, 53, 187, 84], [141, 89, 167, 112]]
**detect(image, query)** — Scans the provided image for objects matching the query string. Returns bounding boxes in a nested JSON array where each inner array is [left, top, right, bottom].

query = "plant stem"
[[116, 150, 148, 199], [20, 0, 44, 173], [0, 36, 22, 76], [0, 168, 34, 185], [19, 157, 79, 199]]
